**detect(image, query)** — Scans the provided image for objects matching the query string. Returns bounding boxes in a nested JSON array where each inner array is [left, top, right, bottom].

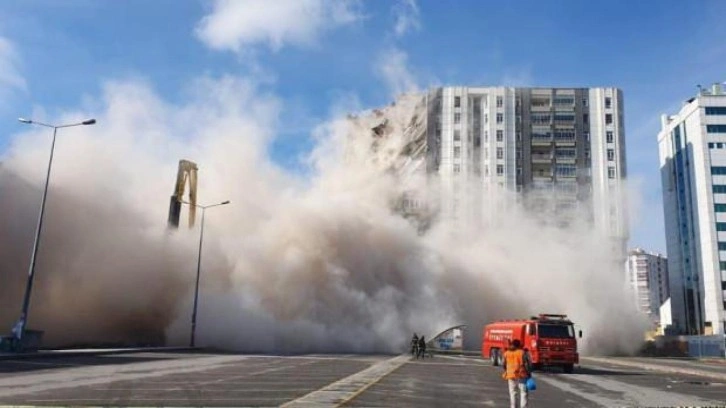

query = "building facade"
[[658, 82, 726, 335], [627, 248, 669, 326], [419, 87, 627, 258], [353, 86, 629, 261]]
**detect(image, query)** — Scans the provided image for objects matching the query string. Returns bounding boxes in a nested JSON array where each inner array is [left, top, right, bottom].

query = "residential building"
[[658, 82, 726, 335], [359, 86, 628, 263], [627, 248, 669, 326]]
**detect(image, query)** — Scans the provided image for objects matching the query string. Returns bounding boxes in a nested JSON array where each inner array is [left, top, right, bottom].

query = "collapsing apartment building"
[[349, 86, 628, 262]]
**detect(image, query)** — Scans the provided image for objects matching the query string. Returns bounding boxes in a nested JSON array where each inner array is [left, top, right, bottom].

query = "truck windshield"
[[538, 324, 574, 338]]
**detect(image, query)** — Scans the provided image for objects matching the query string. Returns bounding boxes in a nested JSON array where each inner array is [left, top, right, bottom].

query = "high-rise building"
[[364, 87, 628, 262], [658, 81, 726, 335], [627, 248, 669, 326]]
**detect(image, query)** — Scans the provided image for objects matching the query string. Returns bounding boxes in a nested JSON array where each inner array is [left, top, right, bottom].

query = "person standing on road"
[[502, 339, 532, 408], [417, 335, 426, 359], [410, 333, 419, 357]]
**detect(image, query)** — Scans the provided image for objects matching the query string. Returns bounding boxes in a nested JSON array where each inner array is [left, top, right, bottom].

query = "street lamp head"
[[81, 119, 97, 125], [221, 200, 231, 205], [18, 118, 32, 124]]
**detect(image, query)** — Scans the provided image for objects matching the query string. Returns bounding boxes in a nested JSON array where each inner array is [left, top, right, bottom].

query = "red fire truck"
[[482, 314, 581, 373]]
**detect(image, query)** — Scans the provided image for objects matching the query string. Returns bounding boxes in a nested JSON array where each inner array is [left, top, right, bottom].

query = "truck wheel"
[[491, 349, 500, 366], [563, 364, 574, 373]]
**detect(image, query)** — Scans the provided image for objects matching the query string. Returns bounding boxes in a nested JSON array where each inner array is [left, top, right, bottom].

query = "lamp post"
[[182, 200, 230, 347], [13, 118, 97, 343]]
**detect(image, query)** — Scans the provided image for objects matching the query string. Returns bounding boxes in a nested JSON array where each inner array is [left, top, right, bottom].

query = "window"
[[496, 96, 503, 108], [531, 98, 550, 107], [496, 130, 503, 142], [496, 147, 503, 159], [715, 204, 726, 212], [554, 129, 575, 140], [606, 131, 614, 143], [719, 242, 726, 250], [713, 185, 726, 194], [583, 98, 589, 107], [707, 125, 726, 133], [554, 114, 575, 123], [556, 147, 576, 158], [605, 97, 612, 109], [454, 96, 461, 108], [496, 113, 503, 124], [717, 223, 726, 231], [453, 164, 461, 173], [484, 131, 488, 142], [553, 96, 574, 106], [474, 136, 481, 147], [607, 149, 615, 161], [454, 130, 461, 141], [706, 107, 726, 115], [709, 142, 715, 149], [454, 146, 461, 158], [556, 164, 577, 177], [496, 164, 504, 175], [605, 114, 613, 125], [583, 113, 589, 124], [713, 167, 726, 175], [608, 167, 616, 179], [454, 113, 461, 124], [531, 113, 551, 124]]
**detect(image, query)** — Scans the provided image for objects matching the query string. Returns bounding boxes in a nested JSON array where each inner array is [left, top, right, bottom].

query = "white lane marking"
[[541, 372, 723, 407], [583, 357, 726, 381], [281, 355, 409, 408], [0, 355, 250, 398]]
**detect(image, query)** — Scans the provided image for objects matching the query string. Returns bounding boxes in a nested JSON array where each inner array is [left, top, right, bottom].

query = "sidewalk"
[[582, 356, 726, 381], [0, 346, 199, 361]]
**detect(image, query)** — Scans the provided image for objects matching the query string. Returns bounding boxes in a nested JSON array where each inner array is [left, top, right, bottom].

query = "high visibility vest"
[[503, 349, 528, 380]]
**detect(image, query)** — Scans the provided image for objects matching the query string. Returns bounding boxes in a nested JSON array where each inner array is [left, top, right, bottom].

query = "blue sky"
[[1, 0, 725, 253]]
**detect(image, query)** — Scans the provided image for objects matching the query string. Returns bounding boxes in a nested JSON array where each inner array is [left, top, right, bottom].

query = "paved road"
[[0, 351, 724, 407]]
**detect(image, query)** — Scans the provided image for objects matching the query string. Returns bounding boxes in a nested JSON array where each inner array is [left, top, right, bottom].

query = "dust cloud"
[[0, 77, 647, 354]]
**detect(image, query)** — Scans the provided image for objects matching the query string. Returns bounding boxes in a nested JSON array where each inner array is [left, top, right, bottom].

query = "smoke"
[[0, 76, 647, 354]]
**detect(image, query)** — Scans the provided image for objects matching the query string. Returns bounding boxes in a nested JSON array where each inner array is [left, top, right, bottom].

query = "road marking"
[[539, 371, 724, 407], [281, 355, 409, 408], [582, 357, 726, 381], [0, 355, 250, 398]]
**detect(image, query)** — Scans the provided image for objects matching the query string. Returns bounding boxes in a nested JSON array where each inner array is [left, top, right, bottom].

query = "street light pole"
[[13, 118, 96, 344], [182, 200, 230, 348]]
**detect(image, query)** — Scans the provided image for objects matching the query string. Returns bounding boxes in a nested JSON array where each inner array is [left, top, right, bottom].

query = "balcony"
[[531, 134, 553, 146], [531, 153, 554, 163]]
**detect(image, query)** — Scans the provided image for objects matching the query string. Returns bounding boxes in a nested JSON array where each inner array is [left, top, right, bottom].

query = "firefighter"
[[410, 333, 419, 357], [501, 339, 532, 408], [417, 335, 426, 359]]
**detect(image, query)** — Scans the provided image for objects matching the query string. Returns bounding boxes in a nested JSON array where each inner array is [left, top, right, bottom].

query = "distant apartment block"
[[658, 81, 726, 335], [627, 248, 669, 326], [355, 86, 629, 262]]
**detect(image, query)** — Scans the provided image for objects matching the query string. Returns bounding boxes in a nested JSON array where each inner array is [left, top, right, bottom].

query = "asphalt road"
[[0, 351, 724, 407]]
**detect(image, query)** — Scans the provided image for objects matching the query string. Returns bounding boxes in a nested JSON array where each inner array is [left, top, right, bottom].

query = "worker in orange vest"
[[501, 339, 532, 408]]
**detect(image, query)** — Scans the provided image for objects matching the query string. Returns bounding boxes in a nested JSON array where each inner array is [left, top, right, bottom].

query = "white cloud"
[[392, 0, 420, 37], [375, 47, 418, 97], [195, 0, 362, 53], [0, 36, 26, 95]]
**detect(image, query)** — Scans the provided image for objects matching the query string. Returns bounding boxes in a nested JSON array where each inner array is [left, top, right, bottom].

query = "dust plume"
[[0, 77, 647, 354]]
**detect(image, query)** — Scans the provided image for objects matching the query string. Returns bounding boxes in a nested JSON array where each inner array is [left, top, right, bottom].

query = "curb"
[[0, 347, 201, 361], [582, 356, 726, 381]]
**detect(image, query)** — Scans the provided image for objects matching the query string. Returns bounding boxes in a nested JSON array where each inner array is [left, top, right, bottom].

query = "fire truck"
[[482, 314, 581, 373]]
